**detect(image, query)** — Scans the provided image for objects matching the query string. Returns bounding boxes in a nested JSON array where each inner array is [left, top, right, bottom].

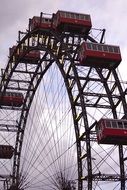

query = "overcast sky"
[[0, 0, 127, 79]]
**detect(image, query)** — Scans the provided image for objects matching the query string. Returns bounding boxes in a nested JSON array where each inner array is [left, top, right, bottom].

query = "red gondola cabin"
[[53, 10, 92, 35], [78, 42, 122, 68], [0, 145, 14, 159], [30, 16, 52, 31], [9, 46, 40, 63], [0, 91, 24, 107], [96, 118, 127, 145]]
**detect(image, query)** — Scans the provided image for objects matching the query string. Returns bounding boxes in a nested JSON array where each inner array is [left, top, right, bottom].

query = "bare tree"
[[55, 171, 76, 190]]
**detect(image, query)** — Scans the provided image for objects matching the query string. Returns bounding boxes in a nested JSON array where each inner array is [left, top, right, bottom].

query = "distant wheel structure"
[[0, 12, 127, 190]]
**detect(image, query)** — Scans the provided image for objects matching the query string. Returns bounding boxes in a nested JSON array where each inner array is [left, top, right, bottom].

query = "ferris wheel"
[[0, 10, 127, 190]]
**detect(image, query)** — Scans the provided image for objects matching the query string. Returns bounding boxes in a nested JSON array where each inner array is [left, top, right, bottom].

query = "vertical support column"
[[112, 70, 127, 189], [119, 145, 125, 190], [87, 139, 92, 190], [73, 74, 93, 189]]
